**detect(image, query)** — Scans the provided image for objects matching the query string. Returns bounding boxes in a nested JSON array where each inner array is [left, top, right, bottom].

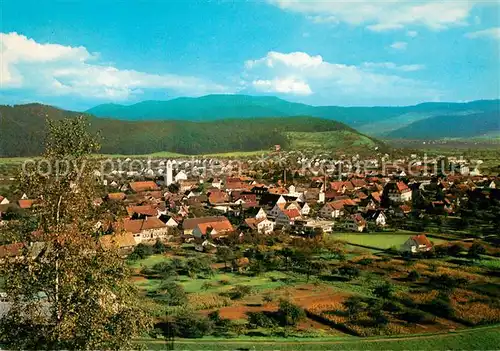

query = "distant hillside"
[[385, 111, 500, 139], [0, 104, 383, 157], [86, 95, 500, 139]]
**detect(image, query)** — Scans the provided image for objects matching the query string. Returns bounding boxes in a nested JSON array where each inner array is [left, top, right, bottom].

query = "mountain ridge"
[[85, 95, 500, 139], [0, 103, 384, 157]]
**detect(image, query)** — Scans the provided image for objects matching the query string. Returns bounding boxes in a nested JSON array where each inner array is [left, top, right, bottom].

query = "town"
[[1, 148, 499, 347]]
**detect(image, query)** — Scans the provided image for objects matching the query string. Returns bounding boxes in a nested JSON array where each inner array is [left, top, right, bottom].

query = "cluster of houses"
[[1, 154, 499, 259]]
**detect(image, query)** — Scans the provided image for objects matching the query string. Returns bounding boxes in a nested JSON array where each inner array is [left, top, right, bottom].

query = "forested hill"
[[0, 103, 384, 157], [86, 95, 500, 139]]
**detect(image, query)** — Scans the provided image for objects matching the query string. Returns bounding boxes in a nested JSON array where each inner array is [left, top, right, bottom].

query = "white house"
[[319, 201, 344, 219], [385, 181, 412, 203], [400, 234, 433, 253], [174, 170, 188, 182], [255, 208, 267, 219], [245, 217, 275, 234]]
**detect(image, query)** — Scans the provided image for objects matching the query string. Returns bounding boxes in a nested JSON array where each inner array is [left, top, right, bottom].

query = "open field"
[[139, 324, 500, 350], [331, 232, 447, 250], [0, 150, 272, 165], [286, 131, 379, 152]]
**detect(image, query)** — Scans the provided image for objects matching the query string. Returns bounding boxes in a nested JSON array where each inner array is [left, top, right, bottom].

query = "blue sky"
[[1, 0, 499, 110]]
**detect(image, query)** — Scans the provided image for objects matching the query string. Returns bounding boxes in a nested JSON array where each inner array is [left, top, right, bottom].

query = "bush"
[[153, 239, 167, 254], [337, 265, 361, 280], [467, 242, 486, 259], [426, 298, 454, 318], [372, 282, 394, 299], [157, 281, 187, 306], [128, 243, 153, 261], [277, 300, 305, 326], [400, 309, 435, 324], [226, 285, 253, 300], [247, 311, 277, 328], [166, 311, 213, 338], [407, 270, 421, 282], [357, 258, 373, 266], [151, 261, 176, 278]]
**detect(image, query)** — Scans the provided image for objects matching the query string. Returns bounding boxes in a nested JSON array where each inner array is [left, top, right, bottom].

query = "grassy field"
[[286, 131, 378, 152], [0, 150, 272, 165], [139, 324, 500, 350], [331, 232, 447, 250]]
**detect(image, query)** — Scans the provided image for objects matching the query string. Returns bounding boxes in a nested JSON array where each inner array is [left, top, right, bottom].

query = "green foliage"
[[336, 264, 361, 280], [0, 117, 151, 349], [277, 300, 306, 326], [0, 104, 367, 156], [153, 240, 167, 254], [155, 281, 187, 306], [468, 242, 486, 259], [407, 270, 421, 281], [226, 285, 253, 300], [164, 310, 213, 338], [247, 311, 277, 328], [128, 243, 154, 261], [373, 282, 394, 299]]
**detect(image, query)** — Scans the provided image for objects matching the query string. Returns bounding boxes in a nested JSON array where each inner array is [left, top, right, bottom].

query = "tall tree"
[[0, 117, 151, 349]]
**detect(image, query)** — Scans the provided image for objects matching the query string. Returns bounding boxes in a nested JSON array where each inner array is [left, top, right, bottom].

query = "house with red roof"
[[129, 181, 159, 193], [384, 181, 412, 203], [401, 234, 433, 253], [192, 218, 234, 239], [319, 200, 345, 219], [275, 208, 302, 227], [347, 213, 367, 232]]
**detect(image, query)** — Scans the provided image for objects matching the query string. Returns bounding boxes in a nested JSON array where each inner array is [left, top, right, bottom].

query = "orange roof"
[[396, 181, 410, 192], [0, 242, 24, 259], [129, 181, 159, 193], [107, 192, 126, 201], [411, 234, 433, 248], [371, 192, 382, 203], [351, 179, 367, 188], [269, 187, 288, 195], [126, 205, 157, 217], [244, 217, 267, 230], [282, 208, 301, 219], [18, 199, 35, 209], [182, 216, 229, 230], [208, 191, 229, 204], [196, 219, 234, 235], [120, 218, 166, 234]]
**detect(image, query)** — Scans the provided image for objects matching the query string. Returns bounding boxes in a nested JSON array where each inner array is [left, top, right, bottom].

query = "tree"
[[337, 264, 361, 280], [277, 300, 305, 326], [343, 296, 366, 321], [0, 117, 151, 349], [407, 270, 421, 282], [216, 246, 234, 270], [467, 242, 486, 260], [157, 281, 187, 306], [153, 239, 167, 254], [373, 281, 394, 300]]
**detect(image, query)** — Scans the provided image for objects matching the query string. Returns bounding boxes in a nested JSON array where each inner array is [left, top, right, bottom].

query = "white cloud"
[[306, 15, 339, 25], [406, 30, 418, 37], [268, 0, 483, 31], [362, 62, 425, 72], [0, 32, 229, 100], [253, 77, 312, 95], [244, 51, 438, 101], [390, 41, 408, 50], [465, 27, 500, 40]]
